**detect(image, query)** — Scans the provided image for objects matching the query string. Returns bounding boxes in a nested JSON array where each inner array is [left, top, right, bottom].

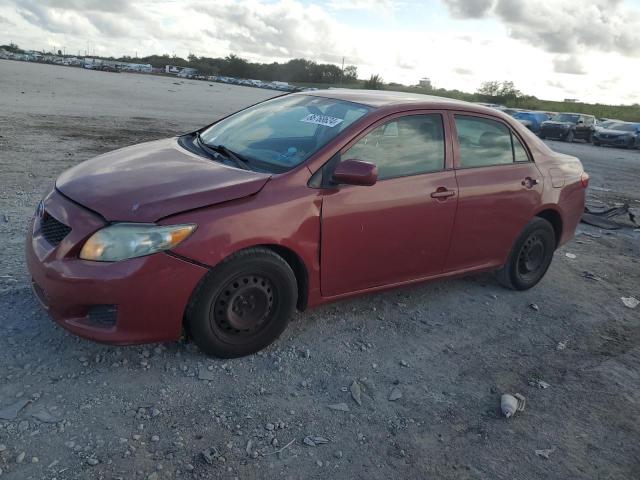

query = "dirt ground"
[[1, 60, 639, 480]]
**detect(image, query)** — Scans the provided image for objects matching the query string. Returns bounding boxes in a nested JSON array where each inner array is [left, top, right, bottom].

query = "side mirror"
[[332, 159, 378, 186], [577, 120, 584, 125]]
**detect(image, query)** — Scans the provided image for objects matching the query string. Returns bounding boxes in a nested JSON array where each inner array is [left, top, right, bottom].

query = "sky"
[[0, 0, 639, 105]]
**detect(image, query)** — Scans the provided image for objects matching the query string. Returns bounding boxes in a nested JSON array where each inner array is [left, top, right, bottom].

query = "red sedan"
[[26, 90, 588, 357]]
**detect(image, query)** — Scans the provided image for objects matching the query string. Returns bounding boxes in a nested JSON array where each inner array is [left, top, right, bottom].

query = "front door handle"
[[430, 188, 456, 199], [521, 177, 538, 188]]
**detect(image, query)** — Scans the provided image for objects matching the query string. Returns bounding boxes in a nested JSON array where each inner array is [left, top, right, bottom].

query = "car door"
[[444, 112, 544, 272], [320, 112, 458, 297]]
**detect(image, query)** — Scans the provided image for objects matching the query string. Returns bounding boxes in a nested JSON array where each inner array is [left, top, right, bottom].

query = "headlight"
[[80, 223, 196, 262]]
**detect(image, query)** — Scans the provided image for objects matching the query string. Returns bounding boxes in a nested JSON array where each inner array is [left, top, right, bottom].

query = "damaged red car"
[[26, 90, 588, 357]]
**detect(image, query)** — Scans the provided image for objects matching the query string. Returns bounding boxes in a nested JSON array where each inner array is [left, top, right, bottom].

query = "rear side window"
[[344, 114, 445, 180], [454, 115, 528, 168]]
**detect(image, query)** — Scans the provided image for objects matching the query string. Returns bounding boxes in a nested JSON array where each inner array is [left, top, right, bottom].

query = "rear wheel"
[[187, 248, 297, 358], [496, 218, 556, 290], [593, 140, 601, 146]]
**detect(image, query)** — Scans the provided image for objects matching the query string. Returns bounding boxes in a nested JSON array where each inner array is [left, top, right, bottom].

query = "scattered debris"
[[529, 303, 540, 311], [0, 398, 31, 420], [201, 447, 220, 465], [621, 297, 639, 309], [388, 387, 403, 402], [501, 393, 526, 418], [565, 253, 577, 259], [556, 341, 568, 351], [350, 381, 362, 406], [535, 448, 556, 459], [263, 438, 296, 456], [327, 403, 350, 412], [303, 436, 329, 446], [529, 379, 550, 389], [581, 271, 602, 281], [581, 201, 636, 230]]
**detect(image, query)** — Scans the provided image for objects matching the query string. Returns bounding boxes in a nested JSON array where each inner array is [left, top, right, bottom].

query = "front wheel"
[[186, 248, 297, 358], [496, 218, 556, 290], [565, 130, 575, 142]]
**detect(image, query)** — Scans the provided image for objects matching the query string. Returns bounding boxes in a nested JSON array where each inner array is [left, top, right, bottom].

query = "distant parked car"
[[594, 119, 621, 132], [511, 111, 552, 134], [27, 91, 588, 357], [592, 122, 640, 149], [539, 113, 596, 142]]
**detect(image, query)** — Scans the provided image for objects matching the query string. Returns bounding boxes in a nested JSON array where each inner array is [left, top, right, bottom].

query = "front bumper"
[[26, 189, 208, 345], [594, 135, 631, 147], [540, 127, 570, 139]]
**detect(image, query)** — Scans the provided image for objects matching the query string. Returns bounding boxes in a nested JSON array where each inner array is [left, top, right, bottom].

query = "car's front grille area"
[[86, 305, 118, 328], [41, 213, 71, 246]]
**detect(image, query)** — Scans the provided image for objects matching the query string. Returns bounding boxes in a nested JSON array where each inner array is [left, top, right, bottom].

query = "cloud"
[[442, 0, 640, 57], [453, 67, 473, 75], [444, 0, 494, 18], [195, 0, 358, 64], [0, 0, 638, 104], [546, 80, 566, 90], [553, 55, 587, 75], [328, 0, 396, 12]]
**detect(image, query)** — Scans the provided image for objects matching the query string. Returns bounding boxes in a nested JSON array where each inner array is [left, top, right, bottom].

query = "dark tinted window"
[[344, 114, 445, 180], [513, 134, 529, 162], [455, 115, 529, 167]]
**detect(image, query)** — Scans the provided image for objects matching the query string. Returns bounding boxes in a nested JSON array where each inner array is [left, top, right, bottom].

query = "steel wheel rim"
[[212, 274, 275, 340], [517, 234, 545, 277]]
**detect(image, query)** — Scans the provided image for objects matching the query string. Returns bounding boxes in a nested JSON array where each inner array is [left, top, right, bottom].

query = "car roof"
[[300, 89, 487, 111]]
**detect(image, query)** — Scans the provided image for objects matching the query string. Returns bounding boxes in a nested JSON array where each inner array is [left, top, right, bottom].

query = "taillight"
[[580, 172, 589, 188]]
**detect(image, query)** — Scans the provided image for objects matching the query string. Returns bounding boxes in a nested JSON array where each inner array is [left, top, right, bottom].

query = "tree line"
[[115, 53, 359, 84]]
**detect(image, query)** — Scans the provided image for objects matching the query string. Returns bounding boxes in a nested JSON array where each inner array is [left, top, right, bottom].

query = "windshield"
[[551, 113, 580, 123], [607, 122, 638, 132], [200, 95, 372, 171]]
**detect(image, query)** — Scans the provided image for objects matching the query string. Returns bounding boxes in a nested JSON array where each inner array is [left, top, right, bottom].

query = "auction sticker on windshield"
[[300, 114, 343, 128]]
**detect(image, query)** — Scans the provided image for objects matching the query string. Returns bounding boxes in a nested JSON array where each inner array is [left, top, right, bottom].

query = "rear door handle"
[[521, 177, 538, 188], [430, 188, 456, 199]]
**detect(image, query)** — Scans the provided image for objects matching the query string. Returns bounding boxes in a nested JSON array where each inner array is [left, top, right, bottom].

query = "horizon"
[[1, 0, 639, 105]]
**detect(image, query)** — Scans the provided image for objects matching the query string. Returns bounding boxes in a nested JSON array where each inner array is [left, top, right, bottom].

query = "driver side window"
[[343, 114, 445, 180]]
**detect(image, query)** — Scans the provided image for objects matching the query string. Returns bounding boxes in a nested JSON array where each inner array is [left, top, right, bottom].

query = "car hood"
[[56, 138, 271, 222]]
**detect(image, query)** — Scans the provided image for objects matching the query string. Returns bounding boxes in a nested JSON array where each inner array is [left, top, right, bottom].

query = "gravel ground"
[[1, 60, 639, 480]]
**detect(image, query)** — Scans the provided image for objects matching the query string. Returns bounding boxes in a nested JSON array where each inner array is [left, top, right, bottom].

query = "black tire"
[[593, 140, 601, 146], [186, 248, 297, 358], [565, 130, 574, 142], [496, 217, 556, 291], [538, 132, 546, 139], [586, 132, 593, 143]]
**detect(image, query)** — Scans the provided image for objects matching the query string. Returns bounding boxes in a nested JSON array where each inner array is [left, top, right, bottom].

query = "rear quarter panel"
[[535, 150, 586, 246]]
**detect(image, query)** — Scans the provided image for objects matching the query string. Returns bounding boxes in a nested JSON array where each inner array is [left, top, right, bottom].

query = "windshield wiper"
[[195, 132, 251, 170]]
